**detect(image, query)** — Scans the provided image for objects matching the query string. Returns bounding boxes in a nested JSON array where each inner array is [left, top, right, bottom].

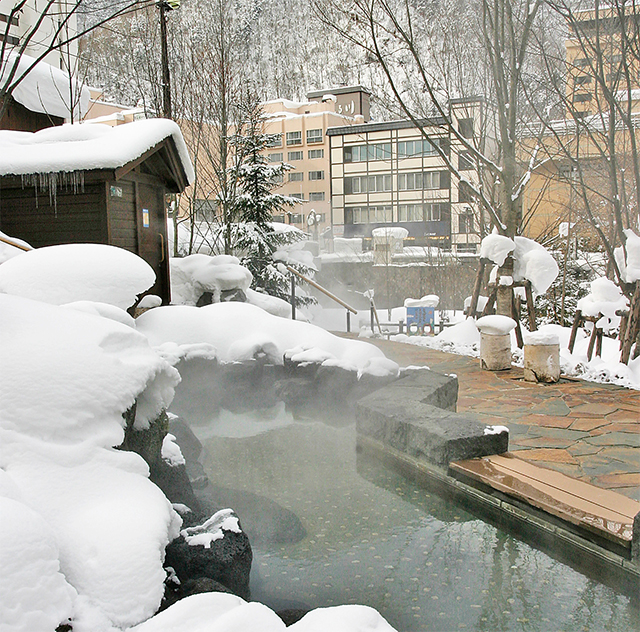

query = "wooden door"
[[136, 182, 171, 304]]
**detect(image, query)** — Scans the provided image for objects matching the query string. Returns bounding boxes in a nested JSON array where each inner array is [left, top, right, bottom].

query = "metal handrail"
[[285, 265, 358, 314]]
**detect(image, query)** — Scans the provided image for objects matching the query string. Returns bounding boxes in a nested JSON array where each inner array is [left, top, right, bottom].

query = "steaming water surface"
[[194, 408, 639, 631]]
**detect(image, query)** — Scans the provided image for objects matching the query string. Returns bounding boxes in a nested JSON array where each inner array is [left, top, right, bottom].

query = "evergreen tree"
[[230, 102, 316, 307]]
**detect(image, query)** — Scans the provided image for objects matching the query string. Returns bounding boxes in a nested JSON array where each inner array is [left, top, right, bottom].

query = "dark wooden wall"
[[0, 180, 108, 247], [0, 98, 63, 132]]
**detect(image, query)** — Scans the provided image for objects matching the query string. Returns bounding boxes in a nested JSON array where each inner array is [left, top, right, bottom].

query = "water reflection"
[[192, 409, 639, 631]]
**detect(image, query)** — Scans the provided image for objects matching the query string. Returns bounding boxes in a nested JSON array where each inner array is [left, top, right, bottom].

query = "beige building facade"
[[261, 86, 369, 235], [327, 99, 483, 254]]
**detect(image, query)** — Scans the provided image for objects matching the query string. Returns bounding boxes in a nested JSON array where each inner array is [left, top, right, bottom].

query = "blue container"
[[406, 306, 435, 334]]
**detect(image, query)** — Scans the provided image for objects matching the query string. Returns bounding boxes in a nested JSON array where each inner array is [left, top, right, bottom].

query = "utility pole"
[[158, 0, 180, 120]]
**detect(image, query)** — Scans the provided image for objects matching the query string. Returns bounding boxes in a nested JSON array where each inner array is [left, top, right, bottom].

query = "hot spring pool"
[[191, 407, 639, 631]]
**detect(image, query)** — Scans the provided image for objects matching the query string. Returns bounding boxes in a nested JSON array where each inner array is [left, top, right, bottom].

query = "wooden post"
[[290, 272, 296, 321], [511, 292, 524, 349], [467, 258, 488, 318], [481, 286, 498, 317], [525, 280, 537, 331], [568, 309, 582, 353], [587, 316, 600, 361], [621, 281, 640, 364]]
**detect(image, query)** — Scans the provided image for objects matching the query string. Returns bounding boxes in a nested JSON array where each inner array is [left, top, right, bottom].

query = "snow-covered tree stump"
[[477, 315, 516, 371], [523, 332, 560, 383]]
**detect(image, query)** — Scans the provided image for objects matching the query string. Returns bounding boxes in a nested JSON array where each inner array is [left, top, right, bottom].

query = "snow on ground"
[[0, 244, 156, 309], [136, 302, 399, 378]]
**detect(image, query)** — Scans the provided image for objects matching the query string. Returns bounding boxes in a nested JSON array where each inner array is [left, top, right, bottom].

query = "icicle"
[[20, 171, 85, 215]]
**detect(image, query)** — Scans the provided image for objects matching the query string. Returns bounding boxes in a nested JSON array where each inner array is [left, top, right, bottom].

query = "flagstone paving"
[[346, 337, 640, 502]]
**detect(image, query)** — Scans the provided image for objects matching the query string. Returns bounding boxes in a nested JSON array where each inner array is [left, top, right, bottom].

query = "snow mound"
[[615, 229, 640, 283], [170, 254, 252, 305], [1, 52, 90, 120], [513, 236, 559, 295], [577, 277, 629, 332], [524, 330, 560, 346], [479, 233, 515, 266], [0, 244, 156, 310], [0, 497, 76, 632], [372, 226, 409, 240], [127, 593, 398, 632], [404, 295, 439, 308], [476, 315, 517, 335], [246, 287, 292, 318], [0, 294, 182, 629], [0, 230, 32, 263], [136, 302, 399, 378]]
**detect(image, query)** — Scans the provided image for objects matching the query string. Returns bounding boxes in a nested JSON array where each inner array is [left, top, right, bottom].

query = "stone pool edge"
[[355, 370, 640, 597]]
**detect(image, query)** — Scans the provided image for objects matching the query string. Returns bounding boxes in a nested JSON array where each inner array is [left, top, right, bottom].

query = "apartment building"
[[261, 86, 369, 235], [327, 98, 483, 254]]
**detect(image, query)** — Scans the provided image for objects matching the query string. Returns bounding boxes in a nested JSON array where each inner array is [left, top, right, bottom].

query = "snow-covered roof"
[[1, 52, 90, 120], [0, 118, 195, 185]]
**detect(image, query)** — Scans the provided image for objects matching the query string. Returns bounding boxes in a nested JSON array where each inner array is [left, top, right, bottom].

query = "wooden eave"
[[0, 134, 190, 193]]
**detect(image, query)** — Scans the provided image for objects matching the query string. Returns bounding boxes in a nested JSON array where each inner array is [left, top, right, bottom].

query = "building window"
[[268, 153, 283, 163], [286, 131, 302, 146], [267, 134, 282, 148], [3, 34, 19, 45], [573, 93, 592, 103], [344, 174, 392, 194], [288, 151, 303, 161], [397, 138, 443, 158], [397, 171, 443, 191], [458, 118, 474, 139], [459, 211, 474, 234], [574, 75, 592, 85], [574, 57, 590, 68], [398, 203, 446, 222], [344, 143, 391, 162], [307, 128, 323, 144], [0, 13, 20, 26], [309, 191, 325, 201], [308, 149, 324, 159], [459, 151, 474, 171], [288, 213, 304, 223], [290, 193, 304, 200], [289, 172, 303, 182], [458, 181, 475, 203], [345, 205, 392, 224], [194, 199, 218, 221], [273, 173, 284, 184], [309, 170, 325, 181]]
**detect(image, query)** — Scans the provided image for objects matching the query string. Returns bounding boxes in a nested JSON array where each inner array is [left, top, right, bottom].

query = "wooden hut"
[[0, 119, 194, 304]]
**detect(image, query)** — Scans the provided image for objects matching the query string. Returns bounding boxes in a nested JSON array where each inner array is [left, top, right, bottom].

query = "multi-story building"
[[261, 86, 369, 235], [522, 4, 640, 243], [0, 0, 78, 69], [327, 98, 483, 254]]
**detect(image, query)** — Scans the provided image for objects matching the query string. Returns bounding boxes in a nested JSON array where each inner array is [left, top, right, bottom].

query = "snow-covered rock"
[[136, 302, 399, 378], [0, 243, 156, 310]]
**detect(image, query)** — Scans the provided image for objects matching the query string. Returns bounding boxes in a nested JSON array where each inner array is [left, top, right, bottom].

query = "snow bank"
[[0, 117, 194, 183], [476, 315, 517, 335], [479, 233, 515, 266], [127, 593, 397, 632], [334, 237, 363, 255], [1, 52, 90, 120], [577, 277, 629, 332], [615, 229, 640, 283], [136, 302, 399, 378], [0, 294, 182, 630], [0, 243, 156, 310], [404, 294, 439, 308]]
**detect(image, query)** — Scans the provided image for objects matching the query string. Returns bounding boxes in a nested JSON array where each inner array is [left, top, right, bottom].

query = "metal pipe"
[[284, 265, 357, 314]]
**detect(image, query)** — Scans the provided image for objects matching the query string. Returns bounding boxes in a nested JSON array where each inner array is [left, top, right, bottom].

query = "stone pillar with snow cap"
[[476, 315, 516, 371], [523, 331, 560, 383]]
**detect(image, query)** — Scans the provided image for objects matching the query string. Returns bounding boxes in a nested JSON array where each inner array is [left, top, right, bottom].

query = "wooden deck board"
[[450, 453, 639, 545]]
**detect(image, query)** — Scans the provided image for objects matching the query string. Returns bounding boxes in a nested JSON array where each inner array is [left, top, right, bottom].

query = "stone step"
[[450, 453, 640, 549]]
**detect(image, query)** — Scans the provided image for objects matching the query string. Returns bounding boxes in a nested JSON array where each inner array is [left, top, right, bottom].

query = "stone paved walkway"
[[348, 337, 640, 502]]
